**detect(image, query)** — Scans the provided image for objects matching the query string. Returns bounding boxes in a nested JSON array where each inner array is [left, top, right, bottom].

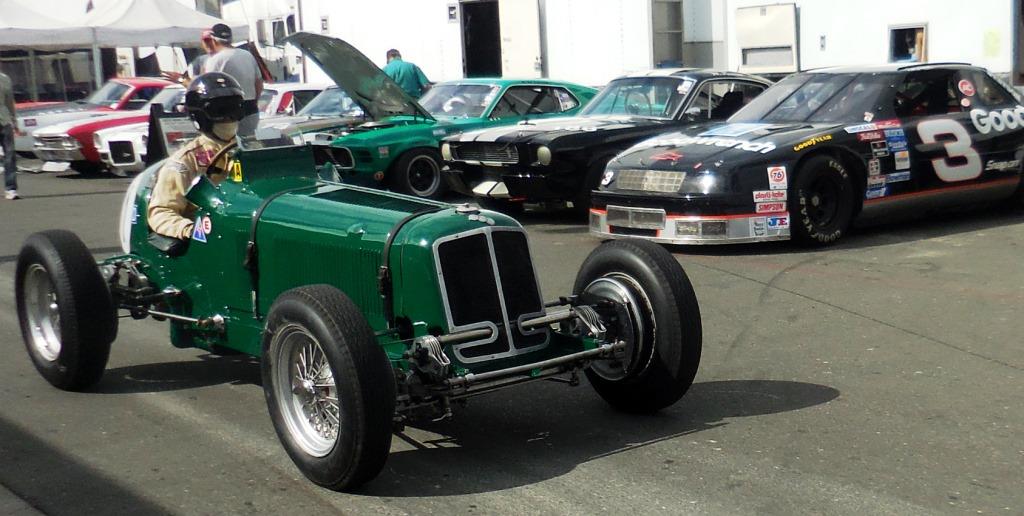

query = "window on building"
[[652, 0, 683, 67], [890, 26, 926, 63]]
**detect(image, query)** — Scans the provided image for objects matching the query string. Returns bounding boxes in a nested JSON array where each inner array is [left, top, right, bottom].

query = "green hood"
[[284, 32, 433, 122]]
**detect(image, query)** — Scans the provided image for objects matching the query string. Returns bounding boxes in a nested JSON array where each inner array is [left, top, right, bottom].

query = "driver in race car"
[[149, 72, 243, 240]]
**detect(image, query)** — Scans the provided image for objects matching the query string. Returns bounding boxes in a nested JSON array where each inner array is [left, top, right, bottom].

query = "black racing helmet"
[[185, 72, 244, 134]]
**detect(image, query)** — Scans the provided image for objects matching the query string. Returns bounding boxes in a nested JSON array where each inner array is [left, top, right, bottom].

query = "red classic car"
[[32, 85, 185, 174], [15, 77, 174, 155]]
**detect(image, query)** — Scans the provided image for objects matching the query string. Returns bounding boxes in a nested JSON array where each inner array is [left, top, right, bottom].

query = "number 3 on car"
[[917, 119, 982, 182]]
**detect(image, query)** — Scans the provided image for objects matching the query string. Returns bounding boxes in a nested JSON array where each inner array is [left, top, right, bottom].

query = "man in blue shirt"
[[382, 49, 430, 98]]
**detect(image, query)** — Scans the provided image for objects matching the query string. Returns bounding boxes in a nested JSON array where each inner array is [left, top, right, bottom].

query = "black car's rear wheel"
[[789, 155, 855, 245], [15, 230, 118, 391], [573, 239, 702, 413], [393, 148, 448, 199], [262, 285, 396, 491]]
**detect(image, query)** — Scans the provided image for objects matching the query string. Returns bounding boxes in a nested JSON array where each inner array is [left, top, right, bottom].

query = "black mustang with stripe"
[[441, 69, 771, 210], [590, 63, 1024, 245]]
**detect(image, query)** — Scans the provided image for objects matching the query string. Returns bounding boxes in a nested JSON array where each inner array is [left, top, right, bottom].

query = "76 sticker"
[[767, 166, 788, 190]]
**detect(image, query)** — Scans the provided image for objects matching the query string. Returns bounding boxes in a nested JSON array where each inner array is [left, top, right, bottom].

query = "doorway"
[[460, 0, 502, 77]]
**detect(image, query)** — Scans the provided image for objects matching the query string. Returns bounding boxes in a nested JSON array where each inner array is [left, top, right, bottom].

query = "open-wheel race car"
[[14, 137, 703, 491]]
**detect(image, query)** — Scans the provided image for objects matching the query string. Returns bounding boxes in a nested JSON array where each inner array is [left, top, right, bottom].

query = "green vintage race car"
[[14, 137, 701, 491], [286, 32, 597, 199]]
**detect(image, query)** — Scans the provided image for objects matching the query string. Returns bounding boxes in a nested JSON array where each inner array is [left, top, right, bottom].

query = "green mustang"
[[287, 33, 597, 198]]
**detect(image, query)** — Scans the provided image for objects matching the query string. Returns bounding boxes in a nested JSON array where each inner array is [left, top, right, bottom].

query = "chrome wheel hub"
[[24, 264, 62, 362], [273, 324, 339, 457], [582, 272, 656, 381]]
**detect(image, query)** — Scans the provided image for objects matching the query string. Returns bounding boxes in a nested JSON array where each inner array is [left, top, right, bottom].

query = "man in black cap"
[[202, 23, 263, 137]]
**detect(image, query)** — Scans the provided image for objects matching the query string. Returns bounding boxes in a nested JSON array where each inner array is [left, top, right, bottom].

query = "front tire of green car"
[[393, 148, 448, 199], [261, 285, 396, 491], [16, 230, 117, 391], [573, 239, 702, 413]]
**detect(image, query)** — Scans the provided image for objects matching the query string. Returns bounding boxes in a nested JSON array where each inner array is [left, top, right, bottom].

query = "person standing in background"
[[0, 70, 18, 200], [163, 30, 217, 86], [383, 49, 431, 98], [203, 23, 262, 137]]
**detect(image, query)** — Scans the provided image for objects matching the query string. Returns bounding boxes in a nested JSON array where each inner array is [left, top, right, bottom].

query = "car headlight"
[[93, 133, 103, 148], [62, 137, 78, 149], [536, 145, 552, 166], [441, 143, 452, 161]]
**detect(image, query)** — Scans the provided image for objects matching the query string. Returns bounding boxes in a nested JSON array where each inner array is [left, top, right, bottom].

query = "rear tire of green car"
[[393, 148, 448, 199], [261, 285, 396, 492], [573, 239, 702, 413], [15, 230, 118, 391]]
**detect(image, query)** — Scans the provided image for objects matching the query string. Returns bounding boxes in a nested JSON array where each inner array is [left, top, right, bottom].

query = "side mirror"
[[684, 106, 702, 118]]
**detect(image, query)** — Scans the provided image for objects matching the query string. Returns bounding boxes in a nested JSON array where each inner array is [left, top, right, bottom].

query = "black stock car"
[[590, 64, 1024, 245], [441, 69, 771, 211]]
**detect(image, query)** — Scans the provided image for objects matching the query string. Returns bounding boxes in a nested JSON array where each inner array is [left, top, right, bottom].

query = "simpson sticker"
[[753, 190, 787, 202], [755, 201, 787, 214], [867, 175, 886, 187], [192, 217, 208, 243], [971, 105, 1024, 135], [793, 134, 833, 152], [868, 158, 881, 176], [871, 140, 889, 157], [958, 79, 976, 97], [857, 131, 884, 141], [985, 159, 1021, 171], [750, 217, 767, 237], [698, 123, 772, 137], [767, 166, 787, 190], [886, 171, 911, 183], [767, 214, 790, 230], [631, 134, 776, 154], [865, 187, 887, 199], [894, 150, 910, 170]]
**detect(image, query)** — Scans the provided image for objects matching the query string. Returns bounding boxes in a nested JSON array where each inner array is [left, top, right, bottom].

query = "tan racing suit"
[[148, 134, 231, 239]]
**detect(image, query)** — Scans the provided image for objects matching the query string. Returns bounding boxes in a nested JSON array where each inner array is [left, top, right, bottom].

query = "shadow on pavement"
[[0, 416, 173, 515], [360, 379, 839, 497], [93, 354, 261, 394]]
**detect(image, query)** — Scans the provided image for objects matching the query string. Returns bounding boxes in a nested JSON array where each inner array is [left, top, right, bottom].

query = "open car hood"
[[284, 32, 433, 122]]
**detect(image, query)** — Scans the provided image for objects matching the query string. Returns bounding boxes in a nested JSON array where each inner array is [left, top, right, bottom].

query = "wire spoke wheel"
[[23, 264, 62, 362], [273, 324, 339, 457]]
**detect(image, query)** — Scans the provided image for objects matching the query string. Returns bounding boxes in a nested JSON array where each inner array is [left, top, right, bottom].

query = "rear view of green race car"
[[286, 33, 597, 199]]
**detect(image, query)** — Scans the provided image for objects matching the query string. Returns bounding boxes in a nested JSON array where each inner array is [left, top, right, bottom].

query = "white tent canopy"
[[83, 0, 249, 47], [0, 0, 94, 48]]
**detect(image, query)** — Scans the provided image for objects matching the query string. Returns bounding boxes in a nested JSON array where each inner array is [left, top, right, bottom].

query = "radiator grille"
[[614, 169, 686, 193], [435, 227, 547, 362], [452, 143, 520, 164]]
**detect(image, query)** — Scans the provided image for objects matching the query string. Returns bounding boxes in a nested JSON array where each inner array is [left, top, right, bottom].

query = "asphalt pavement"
[[0, 169, 1021, 515]]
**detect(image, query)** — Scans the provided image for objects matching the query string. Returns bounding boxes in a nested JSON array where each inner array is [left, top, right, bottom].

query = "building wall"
[[542, 0, 654, 86], [723, 0, 1014, 73]]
